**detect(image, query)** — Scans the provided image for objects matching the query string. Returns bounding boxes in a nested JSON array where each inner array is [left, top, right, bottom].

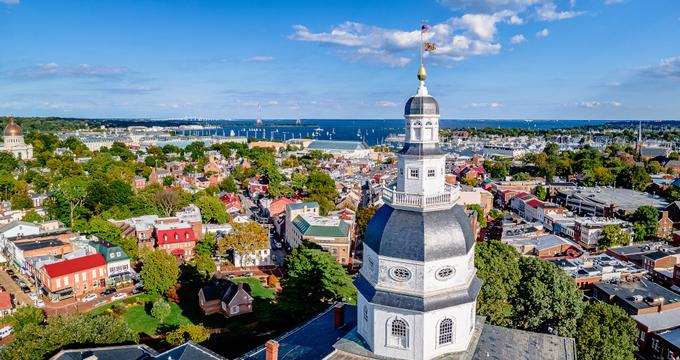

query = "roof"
[[0, 292, 11, 310], [0, 220, 40, 234], [43, 253, 106, 278], [14, 239, 67, 252], [511, 234, 573, 252], [404, 95, 439, 116], [633, 306, 680, 332], [201, 279, 252, 303], [659, 327, 680, 348], [472, 323, 577, 360], [238, 305, 357, 360], [153, 342, 226, 360], [287, 201, 319, 211], [307, 140, 369, 151], [50, 344, 158, 360], [364, 204, 475, 262], [90, 240, 130, 263], [156, 225, 196, 245], [594, 278, 680, 313], [292, 214, 351, 238], [558, 187, 668, 213]]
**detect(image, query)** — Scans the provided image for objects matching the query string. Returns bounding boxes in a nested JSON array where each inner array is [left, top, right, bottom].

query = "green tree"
[[630, 205, 659, 241], [219, 175, 238, 193], [195, 195, 228, 224], [192, 233, 216, 275], [616, 166, 651, 191], [512, 172, 531, 181], [0, 152, 19, 173], [514, 256, 585, 337], [475, 241, 521, 327], [151, 299, 172, 324], [599, 224, 629, 249], [576, 302, 638, 360], [162, 175, 174, 187], [6, 306, 44, 333], [534, 186, 547, 201], [305, 170, 337, 215], [10, 182, 34, 210], [466, 204, 487, 228], [58, 176, 89, 227], [0, 171, 16, 201], [278, 244, 356, 317], [486, 162, 508, 179], [21, 210, 44, 223], [356, 206, 378, 239], [165, 323, 211, 346], [140, 249, 180, 296]]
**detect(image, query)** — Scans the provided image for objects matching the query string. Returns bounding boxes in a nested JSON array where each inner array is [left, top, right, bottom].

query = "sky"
[[1, 0, 679, 120]]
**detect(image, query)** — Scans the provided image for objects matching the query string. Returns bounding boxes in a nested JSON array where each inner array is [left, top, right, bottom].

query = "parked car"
[[100, 288, 116, 296], [21, 286, 31, 293], [94, 299, 108, 307], [28, 293, 38, 301], [81, 293, 98, 302], [34, 299, 45, 308], [227, 274, 236, 279], [6, 269, 14, 276], [111, 293, 127, 301], [130, 288, 143, 295], [242, 272, 253, 277]]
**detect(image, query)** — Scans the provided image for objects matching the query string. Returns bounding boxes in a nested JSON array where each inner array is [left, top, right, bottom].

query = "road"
[[0, 268, 32, 307]]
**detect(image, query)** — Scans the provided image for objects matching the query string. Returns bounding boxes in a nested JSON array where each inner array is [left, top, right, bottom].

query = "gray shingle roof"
[[404, 95, 439, 116]]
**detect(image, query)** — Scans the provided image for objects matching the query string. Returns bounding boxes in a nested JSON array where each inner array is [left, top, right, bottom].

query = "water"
[[180, 119, 612, 146]]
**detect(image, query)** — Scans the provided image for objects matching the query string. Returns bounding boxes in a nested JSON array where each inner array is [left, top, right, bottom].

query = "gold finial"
[[417, 63, 427, 81]]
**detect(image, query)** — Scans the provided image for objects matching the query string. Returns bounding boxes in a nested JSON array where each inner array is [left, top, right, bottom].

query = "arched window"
[[438, 318, 454, 346], [388, 318, 409, 348]]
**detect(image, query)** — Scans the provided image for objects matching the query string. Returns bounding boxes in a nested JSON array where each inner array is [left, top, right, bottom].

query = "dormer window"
[[163, 235, 168, 241]]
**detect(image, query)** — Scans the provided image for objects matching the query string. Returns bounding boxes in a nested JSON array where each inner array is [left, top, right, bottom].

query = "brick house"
[[39, 253, 108, 301], [219, 192, 242, 214], [198, 277, 254, 318], [658, 211, 674, 239], [132, 176, 147, 190], [155, 223, 197, 260]]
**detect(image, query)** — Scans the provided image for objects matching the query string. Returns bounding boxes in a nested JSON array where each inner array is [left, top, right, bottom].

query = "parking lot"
[[0, 267, 35, 308]]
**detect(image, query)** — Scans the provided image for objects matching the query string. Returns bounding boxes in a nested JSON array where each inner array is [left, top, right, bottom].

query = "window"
[[389, 318, 409, 348], [436, 266, 455, 281], [163, 235, 168, 241], [438, 318, 454, 346], [652, 338, 660, 351], [185, 232, 189, 239], [64, 277, 69, 286], [75, 273, 80, 283], [110, 253, 115, 259], [116, 251, 121, 257], [91, 270, 96, 278], [390, 267, 411, 282], [408, 168, 419, 179], [231, 306, 240, 314], [363, 306, 369, 322], [399, 168, 404, 176], [174, 233, 179, 240], [428, 169, 436, 177]]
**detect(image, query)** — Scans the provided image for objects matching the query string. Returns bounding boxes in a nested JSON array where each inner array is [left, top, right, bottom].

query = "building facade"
[[0, 116, 33, 160], [355, 64, 479, 359]]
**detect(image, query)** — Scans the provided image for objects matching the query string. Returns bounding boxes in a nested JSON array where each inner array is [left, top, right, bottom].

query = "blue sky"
[[1, 0, 679, 120]]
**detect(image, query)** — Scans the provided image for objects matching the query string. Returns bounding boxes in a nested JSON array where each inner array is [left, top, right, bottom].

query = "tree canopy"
[[140, 249, 180, 296], [575, 302, 638, 360]]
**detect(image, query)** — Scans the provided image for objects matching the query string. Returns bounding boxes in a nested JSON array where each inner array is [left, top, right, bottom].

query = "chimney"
[[334, 303, 345, 328], [265, 340, 279, 360]]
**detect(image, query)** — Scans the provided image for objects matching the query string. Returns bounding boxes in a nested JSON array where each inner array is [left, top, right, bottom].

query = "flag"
[[421, 24, 431, 33], [424, 42, 437, 52]]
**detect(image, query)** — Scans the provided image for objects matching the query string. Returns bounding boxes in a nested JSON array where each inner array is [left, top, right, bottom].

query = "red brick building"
[[39, 253, 108, 301], [219, 192, 242, 214], [155, 223, 197, 260]]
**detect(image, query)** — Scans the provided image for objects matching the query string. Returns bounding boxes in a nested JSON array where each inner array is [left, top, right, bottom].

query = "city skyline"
[[1, 0, 679, 120]]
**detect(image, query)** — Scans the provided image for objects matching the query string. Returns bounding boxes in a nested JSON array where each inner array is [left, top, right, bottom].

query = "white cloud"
[[242, 56, 275, 62], [290, 15, 518, 66], [606, 81, 621, 87], [377, 100, 398, 108], [8, 63, 128, 80], [510, 34, 527, 44], [536, 28, 550, 37], [536, 2, 583, 21], [470, 102, 503, 108], [639, 56, 680, 80], [266, 100, 279, 106], [576, 100, 622, 108]]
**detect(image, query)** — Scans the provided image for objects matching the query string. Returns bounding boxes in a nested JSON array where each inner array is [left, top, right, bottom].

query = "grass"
[[232, 278, 275, 299]]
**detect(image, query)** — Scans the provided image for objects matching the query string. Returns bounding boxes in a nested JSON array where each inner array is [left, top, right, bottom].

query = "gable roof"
[[90, 240, 130, 263], [154, 341, 226, 360], [0, 292, 11, 310], [43, 253, 106, 278]]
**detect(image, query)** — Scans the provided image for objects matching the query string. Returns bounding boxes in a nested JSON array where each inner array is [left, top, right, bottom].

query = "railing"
[[382, 184, 459, 210]]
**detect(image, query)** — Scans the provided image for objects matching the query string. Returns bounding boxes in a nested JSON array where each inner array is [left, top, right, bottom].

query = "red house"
[[219, 192, 242, 214], [155, 223, 197, 260], [269, 197, 294, 219], [39, 253, 108, 301], [0, 292, 12, 317]]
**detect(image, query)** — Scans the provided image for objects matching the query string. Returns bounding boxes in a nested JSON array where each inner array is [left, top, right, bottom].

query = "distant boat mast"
[[256, 102, 263, 126]]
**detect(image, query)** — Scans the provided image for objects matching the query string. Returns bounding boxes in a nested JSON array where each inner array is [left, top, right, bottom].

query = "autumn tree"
[[155, 190, 179, 217], [165, 323, 210, 346], [218, 221, 269, 266], [356, 206, 378, 239]]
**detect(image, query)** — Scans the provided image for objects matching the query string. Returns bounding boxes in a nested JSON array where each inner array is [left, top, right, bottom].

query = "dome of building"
[[3, 116, 22, 136], [404, 95, 439, 116], [364, 204, 475, 262]]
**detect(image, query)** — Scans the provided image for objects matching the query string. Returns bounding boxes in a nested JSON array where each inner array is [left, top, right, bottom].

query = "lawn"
[[232, 277, 275, 299]]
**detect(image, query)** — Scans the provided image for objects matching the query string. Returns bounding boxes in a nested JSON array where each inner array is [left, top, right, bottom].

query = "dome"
[[364, 204, 475, 262], [4, 116, 22, 136], [404, 95, 439, 116]]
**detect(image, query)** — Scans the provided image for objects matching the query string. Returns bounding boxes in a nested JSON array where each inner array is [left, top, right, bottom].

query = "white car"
[[0, 326, 12, 339], [34, 299, 45, 308], [111, 293, 127, 301], [28, 293, 38, 301], [81, 293, 98, 302]]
